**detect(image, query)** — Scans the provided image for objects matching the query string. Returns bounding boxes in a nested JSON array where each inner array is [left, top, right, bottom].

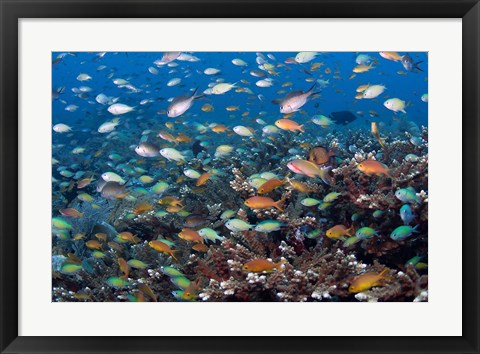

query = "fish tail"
[[415, 61, 424, 72], [379, 268, 389, 278], [299, 124, 305, 133], [193, 87, 205, 100], [307, 82, 317, 94], [346, 226, 355, 237], [318, 166, 333, 185], [112, 117, 121, 124], [275, 259, 288, 271], [274, 198, 286, 212], [170, 250, 180, 261]]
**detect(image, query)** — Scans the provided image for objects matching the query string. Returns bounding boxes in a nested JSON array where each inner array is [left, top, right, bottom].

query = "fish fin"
[[412, 225, 420, 233], [274, 199, 286, 212], [112, 117, 121, 124], [299, 124, 305, 133]]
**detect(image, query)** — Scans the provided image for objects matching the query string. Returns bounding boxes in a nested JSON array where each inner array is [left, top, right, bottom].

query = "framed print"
[[1, 0, 479, 353]]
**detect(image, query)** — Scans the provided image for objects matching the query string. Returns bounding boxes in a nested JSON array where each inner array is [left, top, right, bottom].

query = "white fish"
[[262, 125, 280, 135], [384, 98, 406, 113], [233, 126, 254, 137], [154, 52, 182, 65], [95, 93, 118, 105], [76, 73, 92, 81], [225, 219, 254, 232], [211, 82, 237, 95], [204, 68, 221, 75], [232, 58, 247, 66], [101, 172, 126, 184], [53, 123, 72, 133], [184, 169, 201, 179], [113, 78, 129, 86], [107, 103, 135, 115], [98, 118, 120, 133], [167, 88, 201, 118], [256, 79, 274, 87], [177, 53, 200, 62], [215, 145, 234, 157], [65, 105, 78, 112], [160, 148, 186, 161], [167, 78, 181, 87], [363, 85, 386, 99], [148, 67, 159, 75], [295, 52, 318, 63]]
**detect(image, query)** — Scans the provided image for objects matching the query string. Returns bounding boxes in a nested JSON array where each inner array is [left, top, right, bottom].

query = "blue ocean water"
[[52, 52, 428, 302]]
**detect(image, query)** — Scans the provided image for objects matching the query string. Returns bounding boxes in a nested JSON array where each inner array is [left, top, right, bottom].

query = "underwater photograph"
[[52, 51, 428, 302]]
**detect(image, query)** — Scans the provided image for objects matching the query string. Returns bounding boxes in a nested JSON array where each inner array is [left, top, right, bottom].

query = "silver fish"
[[167, 88, 201, 118], [135, 142, 160, 157], [277, 84, 316, 114], [101, 182, 126, 199], [401, 54, 423, 72]]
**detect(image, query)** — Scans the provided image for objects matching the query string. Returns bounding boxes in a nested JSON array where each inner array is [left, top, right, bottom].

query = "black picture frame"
[[1, 0, 479, 353]]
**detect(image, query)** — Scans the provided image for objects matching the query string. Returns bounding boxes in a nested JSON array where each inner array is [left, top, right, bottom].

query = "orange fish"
[[274, 119, 304, 133], [244, 196, 285, 212], [138, 283, 157, 302], [118, 231, 140, 243], [257, 178, 285, 194], [349, 269, 390, 293], [85, 240, 103, 250], [158, 196, 183, 207], [175, 133, 192, 143], [59, 208, 84, 218], [212, 124, 228, 133], [148, 240, 179, 260], [371, 122, 386, 148], [192, 243, 209, 252], [118, 257, 129, 279], [93, 149, 103, 158], [166, 205, 184, 213], [66, 253, 82, 264], [357, 160, 391, 177], [133, 203, 153, 215], [242, 258, 287, 273], [95, 232, 108, 242], [196, 173, 212, 187], [77, 177, 95, 189], [72, 233, 86, 241], [178, 228, 203, 243], [158, 130, 176, 143], [108, 241, 123, 252], [288, 179, 312, 193], [379, 51, 403, 61], [307, 146, 335, 166], [326, 225, 354, 239]]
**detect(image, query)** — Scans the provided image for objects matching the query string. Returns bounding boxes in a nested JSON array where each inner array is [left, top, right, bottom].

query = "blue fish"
[[400, 204, 414, 225]]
